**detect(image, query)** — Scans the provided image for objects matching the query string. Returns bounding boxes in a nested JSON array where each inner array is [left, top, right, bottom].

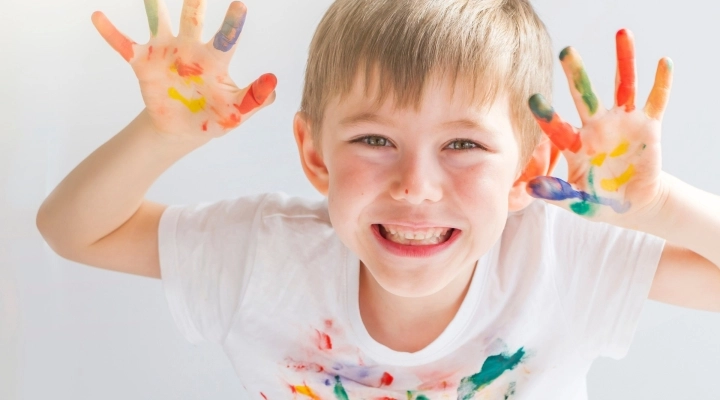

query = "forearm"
[[37, 109, 210, 251], [636, 173, 720, 268]]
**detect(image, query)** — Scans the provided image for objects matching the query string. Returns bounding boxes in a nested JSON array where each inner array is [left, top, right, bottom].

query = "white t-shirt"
[[158, 192, 664, 400]]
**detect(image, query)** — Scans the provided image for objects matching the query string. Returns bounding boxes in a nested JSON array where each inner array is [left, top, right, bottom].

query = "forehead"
[[325, 70, 513, 133]]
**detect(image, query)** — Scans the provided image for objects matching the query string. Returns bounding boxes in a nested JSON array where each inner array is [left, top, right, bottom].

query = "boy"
[[36, 0, 720, 399]]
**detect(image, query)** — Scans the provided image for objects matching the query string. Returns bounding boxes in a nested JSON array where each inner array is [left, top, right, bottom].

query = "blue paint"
[[213, 12, 246, 52], [528, 176, 630, 213]]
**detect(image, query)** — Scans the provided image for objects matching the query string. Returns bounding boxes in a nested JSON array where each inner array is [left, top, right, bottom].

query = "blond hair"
[[300, 0, 554, 168]]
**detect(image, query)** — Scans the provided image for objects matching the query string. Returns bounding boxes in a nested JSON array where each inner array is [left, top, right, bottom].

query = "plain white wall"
[[1, 0, 719, 399]]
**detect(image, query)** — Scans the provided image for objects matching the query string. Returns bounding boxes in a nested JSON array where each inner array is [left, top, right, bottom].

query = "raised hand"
[[91, 0, 277, 140], [526, 29, 673, 226]]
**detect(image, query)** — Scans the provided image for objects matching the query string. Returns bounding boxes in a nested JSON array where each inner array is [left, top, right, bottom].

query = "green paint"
[[573, 67, 598, 115], [333, 376, 349, 400], [144, 0, 159, 36], [457, 347, 526, 400], [665, 58, 674, 71], [559, 46, 599, 115], [570, 167, 599, 217], [416, 396, 429, 400], [570, 201, 597, 216], [528, 94, 554, 122], [559, 46, 572, 61]]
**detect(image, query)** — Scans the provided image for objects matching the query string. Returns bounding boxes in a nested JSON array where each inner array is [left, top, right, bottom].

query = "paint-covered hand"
[[526, 29, 673, 226], [91, 0, 276, 140]]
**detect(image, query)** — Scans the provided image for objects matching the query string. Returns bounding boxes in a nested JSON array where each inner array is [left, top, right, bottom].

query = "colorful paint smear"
[[645, 58, 674, 120], [615, 29, 636, 112], [457, 347, 526, 400], [144, 0, 159, 36], [92, 12, 135, 62], [235, 73, 278, 114], [527, 173, 631, 215], [168, 87, 206, 112], [213, 2, 247, 52], [334, 376, 349, 400], [559, 47, 599, 116], [291, 384, 321, 400], [315, 330, 333, 350], [600, 164, 635, 192], [528, 94, 582, 153]]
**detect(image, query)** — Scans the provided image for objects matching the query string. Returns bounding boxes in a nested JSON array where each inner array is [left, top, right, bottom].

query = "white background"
[[1, 0, 719, 399]]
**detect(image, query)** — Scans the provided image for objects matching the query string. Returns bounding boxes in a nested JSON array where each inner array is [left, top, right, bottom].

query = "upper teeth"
[[381, 224, 450, 240]]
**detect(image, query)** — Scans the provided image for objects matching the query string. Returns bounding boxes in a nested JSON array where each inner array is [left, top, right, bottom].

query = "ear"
[[508, 138, 562, 212], [293, 112, 329, 195]]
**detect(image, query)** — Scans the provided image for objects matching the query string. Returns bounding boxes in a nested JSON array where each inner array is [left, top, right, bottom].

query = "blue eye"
[[447, 139, 480, 151], [353, 136, 391, 147]]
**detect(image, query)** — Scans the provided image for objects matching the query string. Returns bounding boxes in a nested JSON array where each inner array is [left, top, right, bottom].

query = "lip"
[[371, 224, 461, 258]]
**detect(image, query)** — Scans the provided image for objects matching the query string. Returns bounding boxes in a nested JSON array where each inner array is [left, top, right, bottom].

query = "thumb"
[[527, 176, 630, 217], [235, 73, 278, 119]]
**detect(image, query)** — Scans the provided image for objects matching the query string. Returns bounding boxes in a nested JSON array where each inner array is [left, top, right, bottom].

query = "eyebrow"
[[339, 112, 497, 136]]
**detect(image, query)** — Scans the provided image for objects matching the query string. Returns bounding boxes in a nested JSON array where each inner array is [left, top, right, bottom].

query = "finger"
[[178, 0, 206, 41], [559, 47, 604, 122], [235, 73, 278, 115], [144, 0, 173, 38], [528, 94, 582, 153], [615, 29, 637, 112], [210, 1, 247, 57], [91, 11, 138, 63], [644, 58, 674, 120]]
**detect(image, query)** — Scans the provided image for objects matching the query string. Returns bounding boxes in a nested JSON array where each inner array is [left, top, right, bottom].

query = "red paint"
[[371, 224, 461, 258], [260, 393, 267, 400], [380, 372, 394, 386], [534, 115, 582, 153], [616, 29, 636, 111], [147, 46, 153, 60], [202, 121, 209, 131], [405, 189, 408, 194], [173, 59, 204, 77], [315, 330, 332, 350], [173, 48, 178, 54], [235, 73, 277, 114]]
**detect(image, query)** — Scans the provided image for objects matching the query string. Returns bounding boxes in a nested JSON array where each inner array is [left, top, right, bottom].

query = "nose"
[[389, 152, 443, 204]]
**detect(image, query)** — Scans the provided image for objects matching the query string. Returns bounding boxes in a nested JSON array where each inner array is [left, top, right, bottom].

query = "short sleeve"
[[158, 193, 270, 345], [546, 204, 666, 360]]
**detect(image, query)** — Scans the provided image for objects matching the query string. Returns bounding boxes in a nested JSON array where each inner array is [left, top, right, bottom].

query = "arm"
[[36, 0, 276, 278], [524, 29, 720, 311]]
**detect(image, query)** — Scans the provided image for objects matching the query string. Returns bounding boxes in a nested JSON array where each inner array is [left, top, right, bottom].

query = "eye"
[[352, 135, 392, 147], [446, 139, 482, 151]]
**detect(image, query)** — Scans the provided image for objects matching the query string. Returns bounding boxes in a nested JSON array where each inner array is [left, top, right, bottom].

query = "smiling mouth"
[[376, 224, 455, 246]]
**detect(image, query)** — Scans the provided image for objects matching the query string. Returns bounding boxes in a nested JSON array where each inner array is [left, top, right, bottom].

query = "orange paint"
[[645, 58, 673, 120], [92, 11, 135, 62], [616, 29, 636, 111], [529, 94, 582, 153], [218, 113, 241, 129], [235, 73, 277, 114]]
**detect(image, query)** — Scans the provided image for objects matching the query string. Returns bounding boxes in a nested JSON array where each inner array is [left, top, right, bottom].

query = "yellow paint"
[[168, 87, 206, 113], [610, 140, 630, 157], [590, 153, 607, 167], [293, 385, 321, 400], [600, 164, 635, 192], [169, 65, 204, 85]]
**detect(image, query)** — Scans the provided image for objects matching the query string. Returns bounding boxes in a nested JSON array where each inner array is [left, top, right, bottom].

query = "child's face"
[[310, 74, 522, 297]]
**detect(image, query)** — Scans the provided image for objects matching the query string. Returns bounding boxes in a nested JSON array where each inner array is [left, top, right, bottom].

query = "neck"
[[358, 261, 477, 352]]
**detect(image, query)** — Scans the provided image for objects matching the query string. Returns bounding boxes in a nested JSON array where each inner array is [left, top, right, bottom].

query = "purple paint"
[[527, 176, 630, 214]]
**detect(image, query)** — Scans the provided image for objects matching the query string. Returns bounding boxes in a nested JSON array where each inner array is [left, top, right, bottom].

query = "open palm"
[[526, 29, 673, 225], [92, 0, 276, 139]]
